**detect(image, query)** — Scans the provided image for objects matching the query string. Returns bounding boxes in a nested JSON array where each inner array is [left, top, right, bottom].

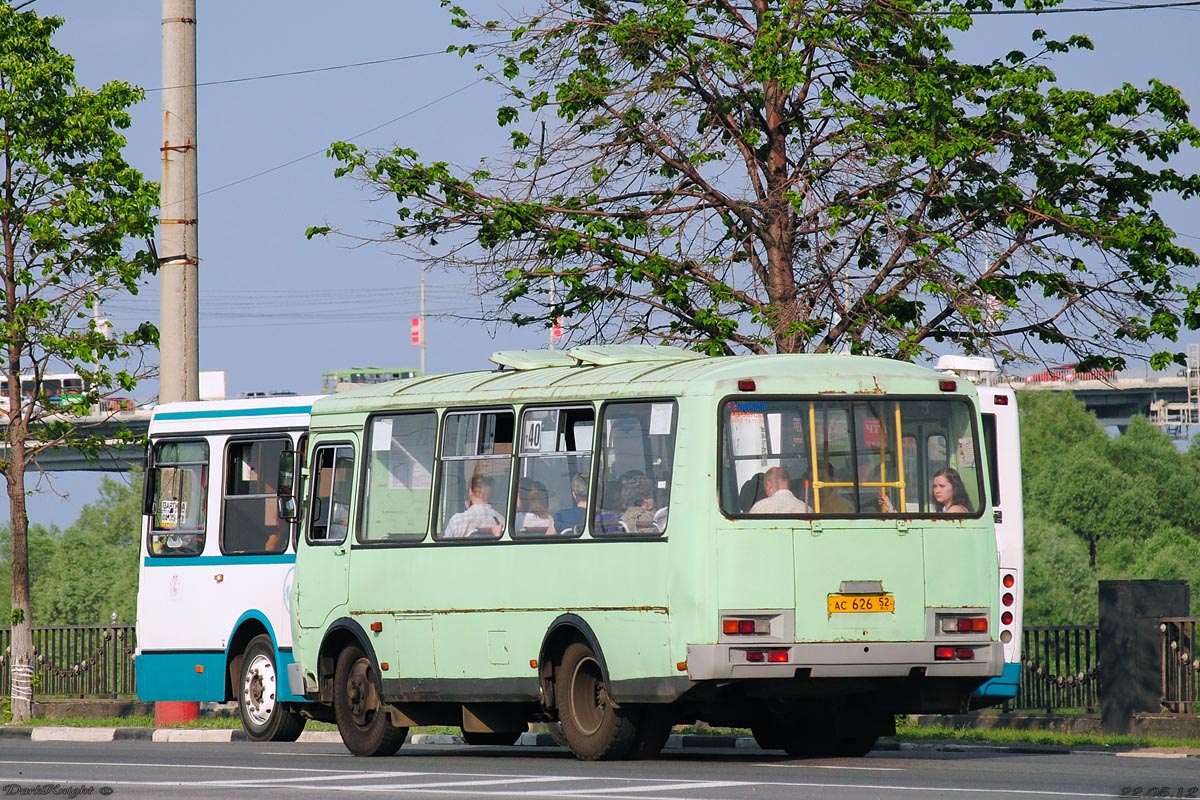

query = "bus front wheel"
[[238, 634, 305, 742], [333, 644, 407, 757], [556, 642, 638, 760]]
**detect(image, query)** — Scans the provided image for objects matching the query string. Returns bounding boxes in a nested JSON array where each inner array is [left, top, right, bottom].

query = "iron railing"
[[1159, 617, 1198, 713], [0, 623, 137, 698], [1012, 625, 1100, 713]]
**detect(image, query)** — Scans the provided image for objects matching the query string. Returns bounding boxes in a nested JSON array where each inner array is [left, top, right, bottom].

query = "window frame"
[[305, 441, 357, 546], [359, 410, 439, 545], [592, 398, 678, 539]]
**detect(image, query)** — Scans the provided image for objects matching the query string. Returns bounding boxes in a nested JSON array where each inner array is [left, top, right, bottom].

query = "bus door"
[[294, 440, 357, 630]]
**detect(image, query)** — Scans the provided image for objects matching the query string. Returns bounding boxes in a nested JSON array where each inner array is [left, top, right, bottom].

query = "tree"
[[315, 0, 1200, 368], [0, 8, 157, 721], [37, 472, 142, 625]]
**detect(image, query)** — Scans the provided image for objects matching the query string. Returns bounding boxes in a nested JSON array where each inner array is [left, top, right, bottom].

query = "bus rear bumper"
[[685, 641, 1003, 680]]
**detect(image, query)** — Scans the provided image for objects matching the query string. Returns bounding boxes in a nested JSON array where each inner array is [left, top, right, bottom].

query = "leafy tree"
[[0, 522, 59, 621], [0, 8, 157, 721], [1020, 390, 1200, 621], [315, 0, 1199, 368], [37, 472, 142, 625], [1022, 518, 1096, 625]]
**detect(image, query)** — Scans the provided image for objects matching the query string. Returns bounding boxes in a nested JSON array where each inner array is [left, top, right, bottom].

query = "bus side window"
[[148, 439, 209, 556], [362, 412, 437, 543], [222, 437, 290, 555], [594, 401, 676, 536], [436, 409, 514, 540], [310, 445, 354, 544]]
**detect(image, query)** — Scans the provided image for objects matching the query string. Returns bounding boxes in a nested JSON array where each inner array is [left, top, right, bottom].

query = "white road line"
[[353, 776, 591, 790], [759, 763, 904, 771], [523, 781, 754, 796]]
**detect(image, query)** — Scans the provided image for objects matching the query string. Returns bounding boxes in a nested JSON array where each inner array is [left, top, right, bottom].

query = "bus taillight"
[[722, 617, 768, 635]]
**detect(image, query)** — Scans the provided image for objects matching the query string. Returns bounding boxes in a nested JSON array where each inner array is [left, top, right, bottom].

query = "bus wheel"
[[556, 642, 637, 760], [238, 634, 305, 742], [461, 730, 521, 746], [628, 708, 672, 759], [333, 644, 407, 757]]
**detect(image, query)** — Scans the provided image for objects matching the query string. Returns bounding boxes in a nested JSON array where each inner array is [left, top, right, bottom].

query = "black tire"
[[237, 634, 305, 742], [461, 730, 522, 746], [333, 644, 407, 757], [628, 708, 672, 759], [556, 641, 638, 760], [750, 722, 785, 751]]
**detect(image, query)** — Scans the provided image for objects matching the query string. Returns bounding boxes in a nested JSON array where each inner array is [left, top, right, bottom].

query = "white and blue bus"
[[134, 396, 319, 740], [936, 356, 1024, 706]]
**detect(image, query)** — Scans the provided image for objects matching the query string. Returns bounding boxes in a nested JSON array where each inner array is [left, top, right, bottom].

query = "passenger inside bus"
[[619, 475, 657, 532], [749, 466, 811, 514], [443, 474, 505, 538], [515, 478, 556, 535], [931, 467, 972, 513], [552, 472, 589, 534]]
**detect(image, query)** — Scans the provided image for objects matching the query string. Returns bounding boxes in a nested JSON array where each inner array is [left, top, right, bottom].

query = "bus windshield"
[[721, 397, 982, 517]]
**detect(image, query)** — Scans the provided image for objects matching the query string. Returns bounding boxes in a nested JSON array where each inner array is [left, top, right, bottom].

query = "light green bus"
[[284, 345, 1002, 760]]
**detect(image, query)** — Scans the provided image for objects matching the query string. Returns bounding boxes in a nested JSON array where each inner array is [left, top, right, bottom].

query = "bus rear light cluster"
[[935, 646, 976, 661], [745, 648, 789, 663], [939, 616, 987, 634], [1002, 573, 1015, 589], [723, 618, 769, 635]]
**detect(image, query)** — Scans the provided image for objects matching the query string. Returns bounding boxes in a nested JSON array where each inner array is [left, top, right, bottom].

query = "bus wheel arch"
[[538, 614, 608, 712], [317, 620, 378, 703]]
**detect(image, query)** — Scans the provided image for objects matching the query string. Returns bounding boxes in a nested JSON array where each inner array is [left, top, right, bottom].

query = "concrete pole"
[[159, 0, 199, 403]]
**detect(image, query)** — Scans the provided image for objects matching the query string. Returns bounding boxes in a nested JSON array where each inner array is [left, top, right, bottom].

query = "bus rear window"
[[720, 397, 982, 518]]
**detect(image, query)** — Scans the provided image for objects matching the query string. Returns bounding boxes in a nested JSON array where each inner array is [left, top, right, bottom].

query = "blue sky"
[[14, 0, 1200, 528]]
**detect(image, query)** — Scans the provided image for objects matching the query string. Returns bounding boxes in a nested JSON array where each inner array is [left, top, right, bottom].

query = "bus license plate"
[[827, 594, 895, 614]]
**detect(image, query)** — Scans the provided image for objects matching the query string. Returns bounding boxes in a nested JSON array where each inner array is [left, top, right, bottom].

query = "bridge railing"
[[0, 623, 137, 698], [1159, 617, 1199, 713], [1012, 625, 1100, 713]]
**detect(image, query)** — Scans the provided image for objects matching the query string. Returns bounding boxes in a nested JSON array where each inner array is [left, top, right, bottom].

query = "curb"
[[2, 727, 1195, 758]]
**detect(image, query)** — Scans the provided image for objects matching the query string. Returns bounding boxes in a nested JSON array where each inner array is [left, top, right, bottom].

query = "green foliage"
[[323, 0, 1198, 366], [0, 5, 156, 683], [1020, 392, 1200, 622], [0, 473, 141, 625]]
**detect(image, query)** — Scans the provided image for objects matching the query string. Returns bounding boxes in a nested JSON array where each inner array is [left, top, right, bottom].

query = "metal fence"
[[1012, 625, 1100, 713], [1159, 617, 1199, 713], [0, 623, 137, 698]]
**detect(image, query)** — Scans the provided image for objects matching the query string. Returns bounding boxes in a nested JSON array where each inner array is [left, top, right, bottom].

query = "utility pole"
[[159, 0, 199, 403]]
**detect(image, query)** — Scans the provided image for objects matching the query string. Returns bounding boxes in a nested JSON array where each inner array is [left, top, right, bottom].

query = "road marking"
[[759, 763, 903, 771], [524, 780, 753, 795]]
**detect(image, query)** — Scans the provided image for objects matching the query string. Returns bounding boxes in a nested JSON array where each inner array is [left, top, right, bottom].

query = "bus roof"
[[149, 395, 321, 435], [309, 346, 974, 419]]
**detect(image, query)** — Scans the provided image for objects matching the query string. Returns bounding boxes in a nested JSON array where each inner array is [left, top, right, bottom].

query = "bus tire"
[[628, 708, 672, 759], [238, 634, 305, 742], [556, 641, 638, 760], [461, 730, 521, 746], [333, 644, 407, 757]]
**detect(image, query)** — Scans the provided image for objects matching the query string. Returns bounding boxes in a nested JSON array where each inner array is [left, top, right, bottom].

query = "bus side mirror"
[[277, 450, 297, 522]]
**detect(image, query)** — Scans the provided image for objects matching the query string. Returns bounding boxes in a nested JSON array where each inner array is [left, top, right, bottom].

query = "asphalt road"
[[2, 739, 1197, 799]]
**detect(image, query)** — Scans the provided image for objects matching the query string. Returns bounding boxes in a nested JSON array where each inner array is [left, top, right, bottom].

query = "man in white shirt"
[[749, 466, 811, 514], [443, 474, 505, 538]]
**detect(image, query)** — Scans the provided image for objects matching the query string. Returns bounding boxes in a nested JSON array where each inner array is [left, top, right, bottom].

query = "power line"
[[192, 78, 487, 200], [149, 51, 448, 92]]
